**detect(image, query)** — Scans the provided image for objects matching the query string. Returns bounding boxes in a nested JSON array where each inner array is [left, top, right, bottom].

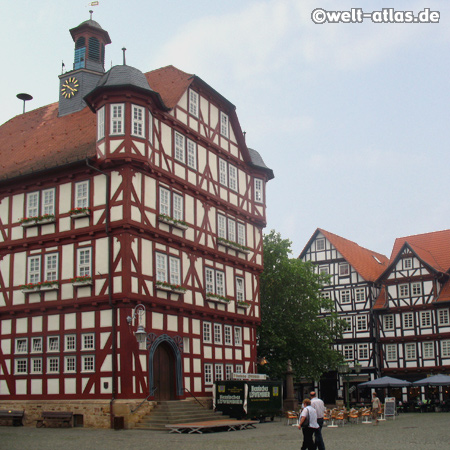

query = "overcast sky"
[[2, 0, 449, 259]]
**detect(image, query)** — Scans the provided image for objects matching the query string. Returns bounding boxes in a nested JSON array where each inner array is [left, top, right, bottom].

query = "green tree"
[[257, 230, 345, 381]]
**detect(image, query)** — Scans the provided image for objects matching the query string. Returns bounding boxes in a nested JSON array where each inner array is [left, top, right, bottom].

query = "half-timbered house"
[[300, 229, 389, 404], [374, 230, 450, 393], [0, 16, 273, 427]]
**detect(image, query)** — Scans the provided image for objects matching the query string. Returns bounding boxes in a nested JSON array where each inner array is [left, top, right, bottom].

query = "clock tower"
[[58, 13, 111, 117]]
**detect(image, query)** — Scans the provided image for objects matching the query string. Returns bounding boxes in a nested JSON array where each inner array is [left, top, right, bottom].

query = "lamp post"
[[338, 362, 362, 409], [127, 304, 147, 346]]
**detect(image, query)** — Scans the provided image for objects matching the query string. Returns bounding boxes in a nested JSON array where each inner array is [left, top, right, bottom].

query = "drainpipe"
[[85, 158, 116, 429]]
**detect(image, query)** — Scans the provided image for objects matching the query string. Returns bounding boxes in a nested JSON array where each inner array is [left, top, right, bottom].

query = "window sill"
[[21, 218, 56, 228], [72, 281, 93, 287], [158, 216, 189, 230], [156, 284, 186, 294], [237, 302, 250, 309], [40, 284, 59, 291], [217, 239, 250, 254], [70, 211, 90, 219], [206, 294, 230, 305], [21, 287, 40, 294]]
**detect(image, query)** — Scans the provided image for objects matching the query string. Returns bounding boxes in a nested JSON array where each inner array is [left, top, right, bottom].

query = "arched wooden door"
[[153, 341, 176, 401]]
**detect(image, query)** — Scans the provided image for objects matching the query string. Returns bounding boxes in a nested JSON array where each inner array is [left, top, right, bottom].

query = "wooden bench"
[[36, 411, 73, 428], [0, 410, 24, 426]]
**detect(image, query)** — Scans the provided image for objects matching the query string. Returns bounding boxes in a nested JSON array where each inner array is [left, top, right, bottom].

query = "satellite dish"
[[16, 93, 33, 113]]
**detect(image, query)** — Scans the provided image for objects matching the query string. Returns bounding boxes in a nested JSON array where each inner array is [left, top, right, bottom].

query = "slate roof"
[[300, 228, 389, 282]]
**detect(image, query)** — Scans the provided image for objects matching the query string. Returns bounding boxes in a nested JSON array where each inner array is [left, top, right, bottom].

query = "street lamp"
[[127, 304, 147, 345], [338, 362, 362, 409]]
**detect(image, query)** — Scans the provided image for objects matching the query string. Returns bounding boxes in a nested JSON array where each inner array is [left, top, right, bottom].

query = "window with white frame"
[[386, 344, 397, 361], [441, 340, 450, 358], [214, 324, 222, 344], [405, 343, 416, 360], [319, 266, 329, 276], [321, 291, 331, 300], [420, 311, 432, 327], [75, 180, 89, 209], [82, 333, 95, 351], [132, 105, 145, 137], [15, 338, 28, 354], [47, 357, 59, 373], [236, 277, 245, 302], [77, 247, 92, 277], [189, 89, 199, 118], [225, 364, 233, 380], [204, 363, 213, 384], [356, 315, 368, 331], [343, 316, 352, 332], [316, 239, 325, 251], [403, 258, 412, 269], [220, 112, 229, 138], [15, 359, 28, 374], [411, 282, 422, 296], [383, 315, 395, 331], [254, 178, 263, 203], [234, 327, 242, 346], [224, 325, 232, 345], [358, 344, 369, 360], [217, 214, 245, 247], [203, 322, 212, 343], [27, 255, 41, 284], [340, 290, 351, 304], [228, 165, 237, 191], [235, 364, 243, 374], [26, 188, 55, 218], [47, 336, 60, 352], [97, 106, 105, 140], [227, 218, 236, 242], [403, 312, 414, 329], [110, 103, 124, 135], [174, 131, 185, 163], [215, 364, 224, 381], [31, 337, 42, 353], [339, 263, 350, 276], [44, 253, 58, 282], [187, 139, 197, 169], [159, 187, 184, 222], [65, 335, 76, 352], [422, 341, 434, 359], [205, 268, 225, 297], [355, 287, 365, 302], [82, 355, 95, 372], [438, 309, 449, 326], [31, 357, 42, 374], [65, 355, 76, 373], [156, 253, 181, 286], [343, 345, 354, 360], [218, 159, 238, 191]]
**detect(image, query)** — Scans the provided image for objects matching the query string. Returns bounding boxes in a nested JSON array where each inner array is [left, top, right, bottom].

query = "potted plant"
[[20, 213, 56, 227], [19, 282, 39, 293], [156, 281, 186, 293], [70, 275, 93, 286], [38, 280, 59, 291], [68, 206, 91, 218], [158, 214, 189, 230], [206, 292, 230, 304]]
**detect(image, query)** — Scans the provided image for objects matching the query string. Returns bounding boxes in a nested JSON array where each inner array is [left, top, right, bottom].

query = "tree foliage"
[[257, 230, 345, 381]]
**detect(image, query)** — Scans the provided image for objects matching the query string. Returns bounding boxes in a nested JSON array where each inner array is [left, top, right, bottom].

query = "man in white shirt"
[[310, 391, 326, 450], [298, 398, 319, 450]]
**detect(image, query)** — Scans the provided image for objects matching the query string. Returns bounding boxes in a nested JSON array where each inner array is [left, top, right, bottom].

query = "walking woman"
[[298, 398, 319, 450]]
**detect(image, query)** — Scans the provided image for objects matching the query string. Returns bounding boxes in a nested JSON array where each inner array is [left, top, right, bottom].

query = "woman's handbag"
[[301, 408, 310, 428]]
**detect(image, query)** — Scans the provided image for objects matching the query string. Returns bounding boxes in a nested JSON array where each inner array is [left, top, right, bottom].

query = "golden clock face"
[[61, 77, 79, 99]]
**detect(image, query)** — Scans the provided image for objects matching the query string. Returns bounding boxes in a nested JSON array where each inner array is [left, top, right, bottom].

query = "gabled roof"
[[389, 229, 450, 273], [300, 228, 389, 282]]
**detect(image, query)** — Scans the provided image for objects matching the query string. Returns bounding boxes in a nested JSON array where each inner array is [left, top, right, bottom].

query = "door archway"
[[148, 334, 183, 400]]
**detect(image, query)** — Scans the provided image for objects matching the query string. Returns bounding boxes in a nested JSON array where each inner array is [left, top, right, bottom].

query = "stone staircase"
[[133, 400, 229, 431]]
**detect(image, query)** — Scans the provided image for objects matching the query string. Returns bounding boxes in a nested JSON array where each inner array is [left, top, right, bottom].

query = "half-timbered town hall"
[[0, 16, 273, 427]]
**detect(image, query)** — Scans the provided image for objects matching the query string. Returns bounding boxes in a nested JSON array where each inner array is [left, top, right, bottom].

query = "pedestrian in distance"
[[298, 398, 319, 450], [310, 391, 326, 450], [372, 392, 382, 425]]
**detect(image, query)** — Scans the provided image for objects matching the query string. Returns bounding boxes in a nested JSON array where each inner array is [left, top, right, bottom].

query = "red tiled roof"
[[0, 103, 96, 181], [316, 228, 389, 282], [389, 229, 450, 273], [145, 65, 194, 109]]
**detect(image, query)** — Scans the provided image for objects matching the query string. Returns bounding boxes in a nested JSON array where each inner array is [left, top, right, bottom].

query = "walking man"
[[310, 391, 326, 450]]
